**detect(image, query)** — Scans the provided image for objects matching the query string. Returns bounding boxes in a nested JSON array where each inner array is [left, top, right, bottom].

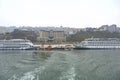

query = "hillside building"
[[37, 29, 66, 43]]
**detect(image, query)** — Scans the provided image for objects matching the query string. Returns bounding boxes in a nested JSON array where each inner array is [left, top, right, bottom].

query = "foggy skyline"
[[0, 0, 120, 28]]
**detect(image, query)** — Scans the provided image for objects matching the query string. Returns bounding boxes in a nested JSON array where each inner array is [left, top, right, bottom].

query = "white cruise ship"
[[0, 39, 35, 50], [74, 38, 120, 49]]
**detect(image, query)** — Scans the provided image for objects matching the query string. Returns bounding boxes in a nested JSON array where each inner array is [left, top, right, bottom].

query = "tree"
[[11, 29, 37, 42], [66, 31, 120, 42]]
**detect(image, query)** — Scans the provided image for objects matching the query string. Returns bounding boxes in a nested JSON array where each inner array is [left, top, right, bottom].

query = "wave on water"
[[8, 66, 45, 80], [7, 51, 56, 80], [59, 67, 76, 80]]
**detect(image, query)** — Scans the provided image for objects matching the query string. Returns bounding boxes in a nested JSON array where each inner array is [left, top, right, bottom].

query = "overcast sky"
[[0, 0, 120, 28]]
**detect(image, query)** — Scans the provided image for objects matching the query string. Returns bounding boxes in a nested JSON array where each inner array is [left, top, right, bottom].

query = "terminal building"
[[37, 28, 66, 43]]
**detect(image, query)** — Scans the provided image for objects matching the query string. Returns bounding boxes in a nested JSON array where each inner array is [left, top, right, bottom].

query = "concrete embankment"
[[33, 44, 75, 50]]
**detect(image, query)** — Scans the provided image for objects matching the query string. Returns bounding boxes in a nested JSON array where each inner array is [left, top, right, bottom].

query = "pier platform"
[[33, 44, 75, 50]]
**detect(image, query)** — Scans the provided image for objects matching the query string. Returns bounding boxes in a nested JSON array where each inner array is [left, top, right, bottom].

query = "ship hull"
[[0, 47, 37, 50], [74, 47, 120, 50]]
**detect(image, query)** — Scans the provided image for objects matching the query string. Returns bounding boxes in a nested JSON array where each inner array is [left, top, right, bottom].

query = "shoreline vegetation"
[[67, 31, 120, 42], [1, 29, 120, 43]]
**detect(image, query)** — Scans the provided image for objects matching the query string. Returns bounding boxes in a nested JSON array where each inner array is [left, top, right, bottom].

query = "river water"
[[0, 50, 120, 80]]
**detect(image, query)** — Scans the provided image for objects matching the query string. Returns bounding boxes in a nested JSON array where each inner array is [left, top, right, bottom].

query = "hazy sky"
[[0, 0, 120, 28]]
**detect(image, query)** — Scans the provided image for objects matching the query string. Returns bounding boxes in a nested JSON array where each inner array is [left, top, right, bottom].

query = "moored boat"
[[0, 39, 36, 50], [74, 38, 120, 49]]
